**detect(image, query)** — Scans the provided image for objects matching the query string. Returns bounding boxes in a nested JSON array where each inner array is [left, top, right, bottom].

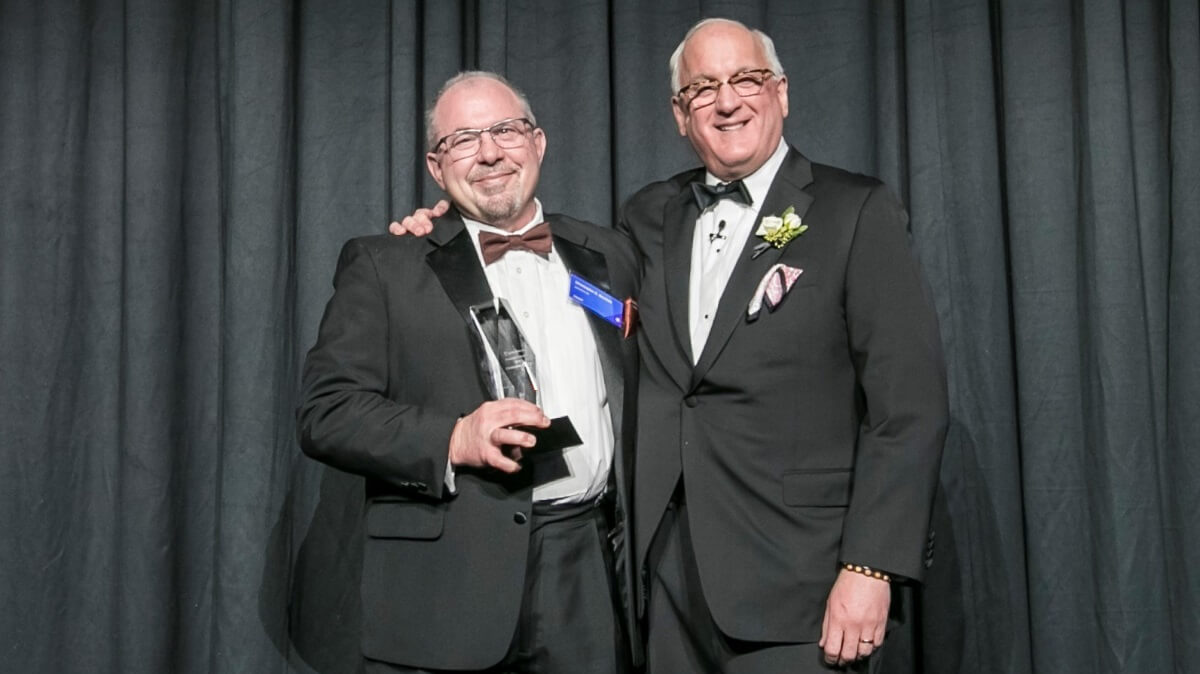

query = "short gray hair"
[[425, 71, 538, 150], [667, 18, 785, 93]]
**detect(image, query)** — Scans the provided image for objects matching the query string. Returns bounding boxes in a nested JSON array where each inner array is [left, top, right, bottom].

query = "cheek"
[[444, 170, 474, 197], [689, 118, 723, 149]]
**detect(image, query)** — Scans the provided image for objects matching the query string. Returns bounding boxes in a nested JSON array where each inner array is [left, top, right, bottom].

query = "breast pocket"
[[781, 468, 852, 507], [742, 282, 818, 341], [365, 499, 445, 540]]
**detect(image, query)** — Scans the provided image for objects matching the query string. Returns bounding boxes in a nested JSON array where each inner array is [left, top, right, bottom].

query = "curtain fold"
[[1, 1, 1195, 672]]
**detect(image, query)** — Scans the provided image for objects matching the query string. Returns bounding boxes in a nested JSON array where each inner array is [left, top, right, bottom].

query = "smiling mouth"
[[472, 171, 514, 187], [716, 121, 749, 132]]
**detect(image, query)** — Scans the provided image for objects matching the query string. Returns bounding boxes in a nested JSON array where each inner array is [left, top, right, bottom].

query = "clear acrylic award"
[[467, 298, 580, 468], [468, 298, 539, 404]]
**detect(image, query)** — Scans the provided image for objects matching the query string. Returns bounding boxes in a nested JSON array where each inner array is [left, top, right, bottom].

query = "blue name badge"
[[569, 273, 623, 328]]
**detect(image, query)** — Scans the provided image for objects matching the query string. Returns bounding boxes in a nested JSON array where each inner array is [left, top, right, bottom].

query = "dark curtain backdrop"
[[2, 1, 1196, 672]]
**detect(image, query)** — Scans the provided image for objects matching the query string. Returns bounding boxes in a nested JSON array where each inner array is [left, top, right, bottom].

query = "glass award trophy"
[[468, 298, 540, 403], [467, 299, 580, 470]]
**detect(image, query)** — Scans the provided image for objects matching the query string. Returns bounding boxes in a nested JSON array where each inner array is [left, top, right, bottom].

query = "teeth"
[[717, 122, 747, 131]]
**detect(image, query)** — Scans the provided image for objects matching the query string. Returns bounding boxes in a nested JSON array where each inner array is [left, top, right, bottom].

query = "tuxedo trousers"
[[646, 492, 883, 674], [366, 496, 627, 674]]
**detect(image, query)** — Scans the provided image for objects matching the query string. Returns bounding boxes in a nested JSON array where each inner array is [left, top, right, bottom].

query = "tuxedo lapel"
[[425, 211, 494, 319], [662, 186, 701, 372], [550, 217, 624, 440], [691, 149, 815, 385]]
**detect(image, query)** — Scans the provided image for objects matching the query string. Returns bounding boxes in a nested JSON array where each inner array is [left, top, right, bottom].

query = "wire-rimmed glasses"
[[433, 117, 536, 161]]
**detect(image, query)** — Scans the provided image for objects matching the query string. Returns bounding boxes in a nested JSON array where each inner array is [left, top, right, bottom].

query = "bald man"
[[300, 71, 639, 673]]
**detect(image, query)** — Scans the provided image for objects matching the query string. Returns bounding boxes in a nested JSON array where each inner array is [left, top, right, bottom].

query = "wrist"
[[447, 414, 467, 466]]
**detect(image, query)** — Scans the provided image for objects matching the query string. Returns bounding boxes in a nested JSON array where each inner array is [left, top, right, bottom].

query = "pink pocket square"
[[747, 264, 803, 321]]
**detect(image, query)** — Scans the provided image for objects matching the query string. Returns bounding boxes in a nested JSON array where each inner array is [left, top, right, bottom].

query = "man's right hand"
[[448, 398, 550, 473], [389, 199, 450, 237]]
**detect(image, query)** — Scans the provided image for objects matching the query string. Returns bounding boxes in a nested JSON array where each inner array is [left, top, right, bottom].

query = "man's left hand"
[[818, 568, 890, 666], [388, 199, 449, 237]]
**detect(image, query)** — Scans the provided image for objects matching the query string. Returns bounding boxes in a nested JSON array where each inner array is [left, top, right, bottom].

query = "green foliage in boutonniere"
[[751, 206, 808, 258]]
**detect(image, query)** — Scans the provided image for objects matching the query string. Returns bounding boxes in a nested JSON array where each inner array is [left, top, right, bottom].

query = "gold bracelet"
[[843, 562, 891, 583]]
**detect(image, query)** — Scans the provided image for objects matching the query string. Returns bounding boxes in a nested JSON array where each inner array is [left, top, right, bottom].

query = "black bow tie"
[[691, 179, 752, 210]]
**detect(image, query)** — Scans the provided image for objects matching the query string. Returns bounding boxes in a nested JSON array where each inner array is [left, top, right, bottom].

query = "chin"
[[704, 141, 754, 166], [478, 196, 520, 223], [709, 154, 755, 176]]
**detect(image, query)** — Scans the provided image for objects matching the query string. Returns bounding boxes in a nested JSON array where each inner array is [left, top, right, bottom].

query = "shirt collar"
[[703, 138, 789, 208]]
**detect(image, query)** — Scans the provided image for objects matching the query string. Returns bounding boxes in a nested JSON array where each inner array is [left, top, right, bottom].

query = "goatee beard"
[[477, 193, 519, 223]]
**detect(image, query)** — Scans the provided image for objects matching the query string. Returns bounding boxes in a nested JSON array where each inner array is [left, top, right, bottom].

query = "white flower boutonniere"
[[751, 205, 807, 258]]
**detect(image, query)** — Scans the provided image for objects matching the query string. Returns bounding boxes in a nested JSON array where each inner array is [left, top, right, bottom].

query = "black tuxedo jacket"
[[619, 147, 948, 643], [298, 212, 640, 670]]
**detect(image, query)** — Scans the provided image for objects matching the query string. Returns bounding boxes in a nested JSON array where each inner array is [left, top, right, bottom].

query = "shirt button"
[[515, 267, 523, 274], [523, 312, 530, 319]]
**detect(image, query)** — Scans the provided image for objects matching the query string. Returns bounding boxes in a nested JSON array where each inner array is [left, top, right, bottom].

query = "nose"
[[714, 81, 742, 114], [476, 131, 504, 163]]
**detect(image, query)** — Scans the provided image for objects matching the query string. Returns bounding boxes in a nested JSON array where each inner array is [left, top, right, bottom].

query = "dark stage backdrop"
[[2, 1, 1197, 672]]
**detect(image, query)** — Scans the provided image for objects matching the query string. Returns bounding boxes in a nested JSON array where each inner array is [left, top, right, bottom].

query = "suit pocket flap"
[[782, 469, 852, 507], [366, 501, 445, 540]]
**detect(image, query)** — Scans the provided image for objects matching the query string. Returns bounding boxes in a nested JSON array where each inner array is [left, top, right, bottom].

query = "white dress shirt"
[[455, 200, 614, 504], [688, 139, 789, 361]]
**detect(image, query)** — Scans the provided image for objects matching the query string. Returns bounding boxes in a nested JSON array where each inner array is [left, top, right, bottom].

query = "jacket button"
[[513, 512, 528, 525], [684, 396, 698, 408]]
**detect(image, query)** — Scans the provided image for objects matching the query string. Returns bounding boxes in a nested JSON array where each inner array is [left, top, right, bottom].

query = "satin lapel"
[[691, 150, 815, 386], [425, 212, 494, 320], [551, 219, 624, 440], [662, 187, 700, 370]]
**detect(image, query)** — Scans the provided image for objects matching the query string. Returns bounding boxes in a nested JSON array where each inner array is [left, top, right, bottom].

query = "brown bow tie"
[[478, 222, 553, 264]]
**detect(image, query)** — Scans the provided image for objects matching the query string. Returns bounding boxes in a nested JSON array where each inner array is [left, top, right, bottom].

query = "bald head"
[[669, 18, 784, 93], [426, 72, 536, 150]]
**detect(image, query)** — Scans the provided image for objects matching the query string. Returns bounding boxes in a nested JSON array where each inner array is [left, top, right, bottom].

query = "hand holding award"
[[449, 299, 579, 477]]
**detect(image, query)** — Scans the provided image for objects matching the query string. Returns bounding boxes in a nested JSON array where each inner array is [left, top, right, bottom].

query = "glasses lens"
[[446, 131, 482, 159], [687, 81, 720, 108], [489, 121, 527, 148], [730, 71, 769, 94]]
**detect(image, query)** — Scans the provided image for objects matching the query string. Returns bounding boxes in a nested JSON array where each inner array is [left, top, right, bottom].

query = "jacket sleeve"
[[297, 238, 454, 496], [838, 184, 949, 582]]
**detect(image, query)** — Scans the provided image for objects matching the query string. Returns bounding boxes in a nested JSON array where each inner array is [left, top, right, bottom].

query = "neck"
[[707, 162, 762, 182]]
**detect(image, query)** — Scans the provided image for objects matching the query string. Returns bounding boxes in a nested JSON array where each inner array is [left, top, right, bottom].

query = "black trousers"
[[645, 496, 883, 674], [367, 497, 627, 674]]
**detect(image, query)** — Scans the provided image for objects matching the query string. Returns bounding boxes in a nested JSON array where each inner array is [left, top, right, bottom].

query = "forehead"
[[679, 24, 767, 82], [433, 79, 525, 135]]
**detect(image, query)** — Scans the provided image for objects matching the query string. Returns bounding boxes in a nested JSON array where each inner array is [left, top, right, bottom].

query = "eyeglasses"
[[675, 69, 777, 110], [433, 117, 535, 160]]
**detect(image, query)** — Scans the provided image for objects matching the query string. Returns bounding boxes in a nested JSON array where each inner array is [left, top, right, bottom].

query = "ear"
[[775, 75, 789, 119], [426, 151, 446, 190], [671, 97, 689, 137], [532, 127, 546, 164]]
